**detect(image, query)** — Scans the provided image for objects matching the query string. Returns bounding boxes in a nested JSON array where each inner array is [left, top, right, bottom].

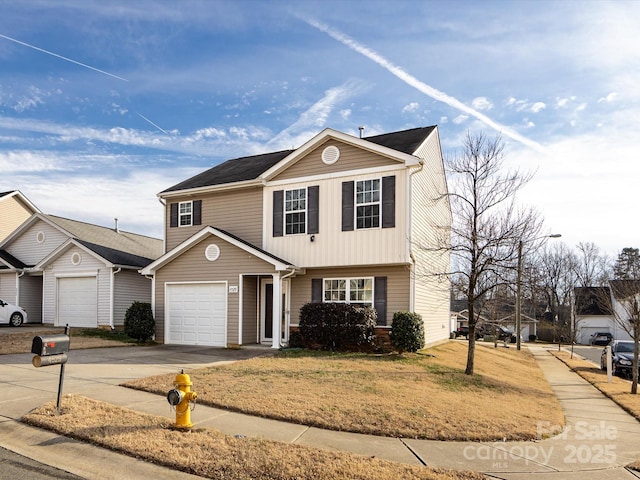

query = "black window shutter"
[[273, 190, 283, 237], [382, 176, 395, 228], [169, 203, 178, 228], [193, 200, 202, 226], [341, 181, 354, 231], [311, 278, 323, 303], [307, 185, 319, 234], [374, 276, 387, 326]]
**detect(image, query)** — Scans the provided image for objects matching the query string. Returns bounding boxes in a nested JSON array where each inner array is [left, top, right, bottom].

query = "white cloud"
[[530, 102, 546, 113], [598, 92, 618, 103], [453, 114, 468, 124], [402, 102, 419, 113], [471, 97, 493, 111], [340, 109, 351, 119]]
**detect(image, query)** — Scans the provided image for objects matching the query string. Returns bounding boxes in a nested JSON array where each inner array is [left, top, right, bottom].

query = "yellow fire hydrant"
[[166, 370, 198, 429]]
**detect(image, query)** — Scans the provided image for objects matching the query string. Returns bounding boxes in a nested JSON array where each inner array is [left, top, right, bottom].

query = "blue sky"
[[0, 0, 637, 255]]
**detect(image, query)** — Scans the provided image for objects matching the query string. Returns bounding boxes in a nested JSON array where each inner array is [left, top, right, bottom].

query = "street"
[[0, 446, 83, 480]]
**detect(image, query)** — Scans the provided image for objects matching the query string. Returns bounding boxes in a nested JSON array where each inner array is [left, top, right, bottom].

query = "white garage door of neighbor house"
[[58, 276, 98, 327], [167, 283, 227, 346]]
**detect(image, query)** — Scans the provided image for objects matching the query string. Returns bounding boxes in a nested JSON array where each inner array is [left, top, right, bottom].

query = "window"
[[356, 179, 380, 229], [179, 201, 193, 226], [323, 278, 373, 306], [169, 200, 202, 228], [285, 188, 306, 235]]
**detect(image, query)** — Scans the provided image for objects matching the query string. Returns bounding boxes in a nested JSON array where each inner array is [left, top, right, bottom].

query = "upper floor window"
[[342, 176, 395, 232], [169, 200, 202, 228], [356, 179, 380, 229], [179, 201, 193, 226], [285, 188, 306, 235], [273, 186, 319, 237]]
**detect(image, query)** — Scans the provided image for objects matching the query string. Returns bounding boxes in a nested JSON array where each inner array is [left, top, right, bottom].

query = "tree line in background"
[[435, 130, 640, 380]]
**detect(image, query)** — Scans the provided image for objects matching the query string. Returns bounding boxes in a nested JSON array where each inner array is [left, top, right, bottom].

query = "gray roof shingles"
[[162, 126, 436, 193]]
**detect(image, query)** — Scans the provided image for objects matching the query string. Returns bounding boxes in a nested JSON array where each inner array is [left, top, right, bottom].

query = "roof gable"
[[141, 226, 295, 275], [159, 126, 436, 195], [35, 238, 155, 270]]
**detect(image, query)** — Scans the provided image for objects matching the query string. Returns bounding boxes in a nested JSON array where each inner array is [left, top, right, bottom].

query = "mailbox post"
[[31, 325, 70, 413]]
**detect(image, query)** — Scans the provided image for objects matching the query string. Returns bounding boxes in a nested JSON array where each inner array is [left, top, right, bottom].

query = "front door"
[[260, 279, 287, 344]]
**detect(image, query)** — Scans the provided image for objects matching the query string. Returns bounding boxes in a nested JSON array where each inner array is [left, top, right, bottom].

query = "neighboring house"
[[573, 286, 631, 344], [0, 213, 162, 327], [0, 191, 41, 242], [142, 126, 452, 349]]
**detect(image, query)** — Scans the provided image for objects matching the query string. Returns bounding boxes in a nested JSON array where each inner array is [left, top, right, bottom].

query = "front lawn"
[[23, 395, 485, 480], [124, 341, 564, 441], [0, 327, 139, 355]]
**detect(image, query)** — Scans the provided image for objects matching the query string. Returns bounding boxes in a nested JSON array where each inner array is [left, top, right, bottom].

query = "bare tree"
[[445, 131, 542, 375], [574, 242, 610, 287]]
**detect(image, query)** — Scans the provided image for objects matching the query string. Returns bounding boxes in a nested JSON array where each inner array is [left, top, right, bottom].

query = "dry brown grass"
[[124, 341, 563, 441], [0, 328, 134, 355], [22, 395, 486, 480]]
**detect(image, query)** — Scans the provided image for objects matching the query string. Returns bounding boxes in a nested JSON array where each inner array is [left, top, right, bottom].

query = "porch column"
[[271, 272, 282, 349]]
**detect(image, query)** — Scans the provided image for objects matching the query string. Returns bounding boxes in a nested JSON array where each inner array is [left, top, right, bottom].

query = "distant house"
[[573, 286, 631, 344], [0, 214, 162, 327], [0, 191, 40, 242], [142, 126, 452, 348]]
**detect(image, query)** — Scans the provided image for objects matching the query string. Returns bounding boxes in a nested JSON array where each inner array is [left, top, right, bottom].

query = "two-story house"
[[0, 191, 41, 243], [141, 126, 452, 349]]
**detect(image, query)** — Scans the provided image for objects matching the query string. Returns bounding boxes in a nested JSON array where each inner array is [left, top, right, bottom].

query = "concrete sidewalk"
[[2, 344, 640, 479]]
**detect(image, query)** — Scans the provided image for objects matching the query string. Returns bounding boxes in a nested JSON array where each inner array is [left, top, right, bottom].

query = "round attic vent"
[[321, 145, 340, 165], [71, 253, 82, 266], [205, 244, 220, 262], [36, 231, 46, 243]]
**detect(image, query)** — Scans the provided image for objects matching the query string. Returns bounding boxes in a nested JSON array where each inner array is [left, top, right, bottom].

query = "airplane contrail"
[[0, 33, 128, 82], [136, 113, 170, 135], [303, 18, 547, 154]]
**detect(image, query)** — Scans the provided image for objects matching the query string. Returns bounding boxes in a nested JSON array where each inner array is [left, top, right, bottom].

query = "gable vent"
[[205, 244, 220, 262], [321, 145, 340, 165]]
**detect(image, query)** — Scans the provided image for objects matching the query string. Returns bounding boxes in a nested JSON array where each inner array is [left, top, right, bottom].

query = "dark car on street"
[[477, 322, 514, 342], [454, 326, 469, 338], [600, 340, 637, 378], [590, 332, 613, 346]]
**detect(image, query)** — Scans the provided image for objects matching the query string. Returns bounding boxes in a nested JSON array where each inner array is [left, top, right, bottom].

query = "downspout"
[[17, 271, 24, 306], [277, 267, 297, 348], [407, 161, 424, 312], [110, 267, 121, 329]]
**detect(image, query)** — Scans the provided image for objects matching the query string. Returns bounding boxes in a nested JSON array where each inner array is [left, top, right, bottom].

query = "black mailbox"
[[31, 334, 70, 356]]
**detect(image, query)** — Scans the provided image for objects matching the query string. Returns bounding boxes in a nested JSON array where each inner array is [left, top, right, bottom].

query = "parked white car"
[[0, 299, 27, 326]]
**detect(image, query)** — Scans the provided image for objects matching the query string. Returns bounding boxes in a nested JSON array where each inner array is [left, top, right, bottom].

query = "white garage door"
[[58, 276, 98, 327], [166, 283, 227, 346]]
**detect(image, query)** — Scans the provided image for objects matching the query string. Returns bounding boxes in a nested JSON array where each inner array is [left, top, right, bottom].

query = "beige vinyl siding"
[[273, 140, 400, 181], [165, 187, 263, 252], [0, 197, 33, 243], [19, 275, 43, 323], [265, 169, 409, 268], [113, 270, 152, 327], [154, 235, 276, 345], [0, 272, 17, 304], [289, 266, 410, 326], [241, 276, 258, 344], [410, 129, 452, 346], [42, 246, 109, 326], [6, 220, 68, 266]]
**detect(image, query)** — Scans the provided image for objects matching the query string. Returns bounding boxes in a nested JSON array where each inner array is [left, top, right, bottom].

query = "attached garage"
[[57, 276, 97, 327], [166, 283, 227, 346]]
